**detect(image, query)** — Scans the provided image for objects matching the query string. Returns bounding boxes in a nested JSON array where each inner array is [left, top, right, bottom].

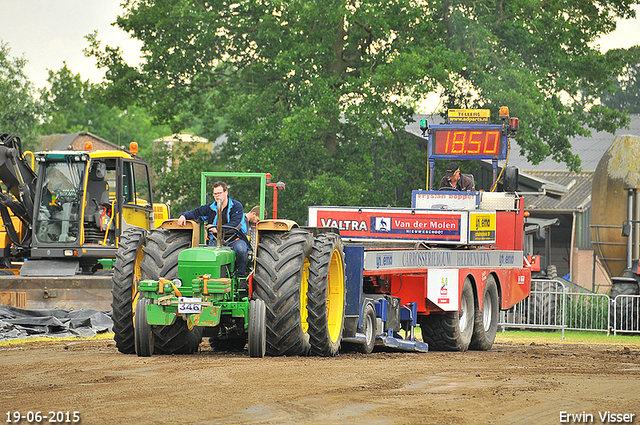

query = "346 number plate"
[[178, 297, 202, 314]]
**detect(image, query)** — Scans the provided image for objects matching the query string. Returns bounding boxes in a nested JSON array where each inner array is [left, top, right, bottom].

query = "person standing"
[[244, 205, 260, 250]]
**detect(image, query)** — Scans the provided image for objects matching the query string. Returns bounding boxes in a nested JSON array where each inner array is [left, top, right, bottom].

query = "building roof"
[[404, 113, 640, 213], [519, 170, 593, 213], [496, 116, 640, 212], [153, 132, 210, 144], [38, 131, 119, 151], [499, 115, 640, 172]]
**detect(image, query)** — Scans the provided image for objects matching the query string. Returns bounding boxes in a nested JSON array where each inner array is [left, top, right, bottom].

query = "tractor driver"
[[177, 181, 250, 277], [439, 161, 475, 191]]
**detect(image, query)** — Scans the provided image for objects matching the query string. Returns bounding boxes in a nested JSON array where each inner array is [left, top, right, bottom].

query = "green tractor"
[[134, 212, 267, 357], [111, 172, 346, 358]]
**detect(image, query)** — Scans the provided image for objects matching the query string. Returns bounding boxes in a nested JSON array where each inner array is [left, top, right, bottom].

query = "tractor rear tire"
[[307, 233, 346, 357], [153, 320, 203, 355], [134, 296, 154, 357], [111, 228, 147, 354], [419, 277, 474, 351], [248, 298, 267, 358], [252, 228, 314, 356], [528, 280, 560, 326], [209, 336, 247, 352], [469, 275, 499, 351], [610, 280, 640, 332], [141, 228, 203, 354]]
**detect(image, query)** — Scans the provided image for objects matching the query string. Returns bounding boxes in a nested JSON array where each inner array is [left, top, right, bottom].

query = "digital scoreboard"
[[420, 108, 517, 189], [427, 125, 507, 160]]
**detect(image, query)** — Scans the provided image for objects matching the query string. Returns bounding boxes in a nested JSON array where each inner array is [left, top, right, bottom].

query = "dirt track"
[[1, 337, 639, 425]]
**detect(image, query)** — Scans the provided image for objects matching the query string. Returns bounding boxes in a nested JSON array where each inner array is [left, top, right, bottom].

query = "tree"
[[602, 47, 640, 114], [91, 0, 638, 222], [147, 142, 222, 214], [40, 63, 172, 159], [0, 41, 42, 150]]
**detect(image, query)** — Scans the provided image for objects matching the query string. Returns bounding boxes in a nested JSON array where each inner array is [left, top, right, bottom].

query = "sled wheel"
[[469, 275, 499, 350], [359, 303, 376, 354], [419, 277, 475, 351], [134, 296, 154, 357]]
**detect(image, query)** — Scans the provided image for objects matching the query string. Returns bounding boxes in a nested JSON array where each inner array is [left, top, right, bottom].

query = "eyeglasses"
[[213, 191, 225, 195]]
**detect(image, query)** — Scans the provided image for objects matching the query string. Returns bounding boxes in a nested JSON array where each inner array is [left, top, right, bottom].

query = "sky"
[[1, 1, 639, 97], [0, 0, 142, 89]]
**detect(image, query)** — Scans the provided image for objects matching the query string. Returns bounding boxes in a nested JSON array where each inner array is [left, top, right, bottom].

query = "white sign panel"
[[363, 249, 523, 271], [178, 297, 202, 314], [413, 192, 478, 210], [427, 269, 459, 311]]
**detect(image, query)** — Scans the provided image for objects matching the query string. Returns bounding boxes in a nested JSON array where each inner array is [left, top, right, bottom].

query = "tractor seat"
[[84, 180, 110, 224]]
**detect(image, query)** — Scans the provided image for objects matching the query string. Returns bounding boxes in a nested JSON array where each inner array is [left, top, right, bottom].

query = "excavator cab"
[[23, 150, 156, 275], [0, 134, 169, 310], [35, 157, 85, 243]]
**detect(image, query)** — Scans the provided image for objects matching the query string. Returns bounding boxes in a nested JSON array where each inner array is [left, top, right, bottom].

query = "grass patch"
[[496, 329, 640, 346], [0, 332, 114, 347]]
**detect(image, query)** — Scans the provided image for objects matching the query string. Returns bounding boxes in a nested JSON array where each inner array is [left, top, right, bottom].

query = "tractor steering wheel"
[[209, 225, 245, 245]]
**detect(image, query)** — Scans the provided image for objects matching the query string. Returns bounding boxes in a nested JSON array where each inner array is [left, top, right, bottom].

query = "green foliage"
[[88, 1, 640, 221], [0, 42, 43, 150], [148, 143, 223, 216], [39, 63, 171, 159], [601, 47, 640, 114]]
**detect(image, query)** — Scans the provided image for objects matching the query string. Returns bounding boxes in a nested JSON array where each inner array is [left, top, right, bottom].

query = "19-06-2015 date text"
[[5, 411, 80, 423]]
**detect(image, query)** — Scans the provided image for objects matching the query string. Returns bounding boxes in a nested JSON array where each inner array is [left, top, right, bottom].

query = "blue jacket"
[[181, 198, 249, 244]]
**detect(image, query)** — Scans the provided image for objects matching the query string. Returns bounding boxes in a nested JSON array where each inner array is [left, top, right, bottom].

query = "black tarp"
[[0, 305, 112, 340]]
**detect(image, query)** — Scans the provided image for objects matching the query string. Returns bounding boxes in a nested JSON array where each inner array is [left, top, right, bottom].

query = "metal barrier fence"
[[499, 279, 613, 337], [612, 294, 640, 335]]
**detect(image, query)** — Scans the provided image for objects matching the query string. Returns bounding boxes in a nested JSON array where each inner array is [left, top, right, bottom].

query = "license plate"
[[178, 297, 202, 314]]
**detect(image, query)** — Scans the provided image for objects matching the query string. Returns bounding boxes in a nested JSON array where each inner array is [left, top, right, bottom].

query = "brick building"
[[38, 131, 120, 151]]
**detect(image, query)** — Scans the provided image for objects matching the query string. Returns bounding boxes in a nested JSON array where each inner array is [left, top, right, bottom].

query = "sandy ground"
[[1, 337, 639, 425]]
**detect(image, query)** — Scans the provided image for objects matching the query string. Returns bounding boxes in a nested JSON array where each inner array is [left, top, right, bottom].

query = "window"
[[122, 161, 151, 207]]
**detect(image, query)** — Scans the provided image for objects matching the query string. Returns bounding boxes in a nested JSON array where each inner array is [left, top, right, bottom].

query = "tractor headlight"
[[172, 278, 182, 288]]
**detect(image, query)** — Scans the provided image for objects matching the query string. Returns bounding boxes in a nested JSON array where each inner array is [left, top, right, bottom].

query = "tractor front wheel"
[[134, 296, 154, 357], [248, 298, 267, 358], [358, 303, 377, 355]]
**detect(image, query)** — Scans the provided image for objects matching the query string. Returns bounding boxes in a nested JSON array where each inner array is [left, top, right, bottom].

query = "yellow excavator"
[[0, 132, 168, 310]]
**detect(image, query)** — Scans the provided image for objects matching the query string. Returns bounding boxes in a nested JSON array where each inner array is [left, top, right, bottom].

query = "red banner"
[[311, 208, 464, 242]]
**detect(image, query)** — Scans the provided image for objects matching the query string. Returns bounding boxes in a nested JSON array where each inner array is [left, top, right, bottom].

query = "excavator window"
[[36, 160, 84, 243]]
